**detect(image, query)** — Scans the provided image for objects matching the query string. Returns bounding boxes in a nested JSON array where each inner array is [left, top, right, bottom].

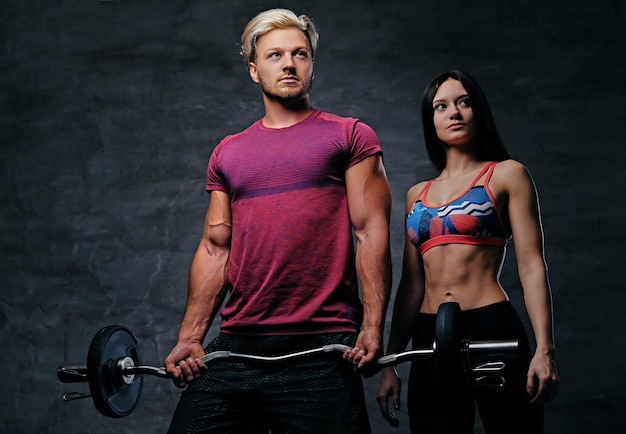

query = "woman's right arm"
[[377, 186, 426, 427]]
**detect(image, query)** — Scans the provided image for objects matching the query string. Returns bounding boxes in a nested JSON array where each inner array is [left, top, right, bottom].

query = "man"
[[165, 8, 392, 433]]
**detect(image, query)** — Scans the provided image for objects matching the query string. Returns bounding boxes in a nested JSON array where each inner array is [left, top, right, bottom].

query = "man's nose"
[[282, 54, 296, 70]]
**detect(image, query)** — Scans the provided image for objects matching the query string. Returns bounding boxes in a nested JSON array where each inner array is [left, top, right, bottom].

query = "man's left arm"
[[345, 153, 392, 369]]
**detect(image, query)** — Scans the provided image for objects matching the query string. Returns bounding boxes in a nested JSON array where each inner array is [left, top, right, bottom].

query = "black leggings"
[[407, 301, 544, 434]]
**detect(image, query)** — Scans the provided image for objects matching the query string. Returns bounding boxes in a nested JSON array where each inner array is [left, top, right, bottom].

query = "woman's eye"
[[459, 98, 471, 107], [434, 103, 446, 111]]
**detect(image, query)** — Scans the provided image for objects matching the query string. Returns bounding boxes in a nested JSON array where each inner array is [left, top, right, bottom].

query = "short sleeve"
[[206, 145, 229, 193], [347, 120, 382, 169]]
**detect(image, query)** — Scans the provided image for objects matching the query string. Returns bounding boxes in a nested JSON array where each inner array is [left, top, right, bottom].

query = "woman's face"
[[432, 78, 475, 146]]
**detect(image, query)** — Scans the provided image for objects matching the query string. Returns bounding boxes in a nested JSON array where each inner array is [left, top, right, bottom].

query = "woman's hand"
[[526, 350, 559, 404], [376, 366, 402, 428]]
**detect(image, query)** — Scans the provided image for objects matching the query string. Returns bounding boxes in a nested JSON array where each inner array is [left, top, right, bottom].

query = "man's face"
[[249, 27, 314, 102]]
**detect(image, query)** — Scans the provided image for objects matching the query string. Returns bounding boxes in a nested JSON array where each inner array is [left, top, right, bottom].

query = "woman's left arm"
[[499, 160, 559, 404]]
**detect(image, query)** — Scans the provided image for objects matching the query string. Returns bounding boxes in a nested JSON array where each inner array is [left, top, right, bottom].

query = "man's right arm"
[[164, 190, 232, 387]]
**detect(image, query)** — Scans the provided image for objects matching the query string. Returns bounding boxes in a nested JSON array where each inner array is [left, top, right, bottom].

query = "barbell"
[[58, 302, 519, 418]]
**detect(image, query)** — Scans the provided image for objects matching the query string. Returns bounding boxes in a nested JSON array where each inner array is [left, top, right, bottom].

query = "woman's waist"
[[420, 281, 508, 314]]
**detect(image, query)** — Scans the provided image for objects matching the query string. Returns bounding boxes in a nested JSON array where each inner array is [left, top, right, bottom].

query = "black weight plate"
[[86, 325, 143, 418], [434, 302, 462, 374]]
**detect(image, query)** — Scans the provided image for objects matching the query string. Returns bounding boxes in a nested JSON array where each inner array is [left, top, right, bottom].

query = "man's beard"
[[259, 74, 313, 103]]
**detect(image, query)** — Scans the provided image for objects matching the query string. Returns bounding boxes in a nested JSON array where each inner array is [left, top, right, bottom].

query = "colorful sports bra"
[[406, 161, 510, 255]]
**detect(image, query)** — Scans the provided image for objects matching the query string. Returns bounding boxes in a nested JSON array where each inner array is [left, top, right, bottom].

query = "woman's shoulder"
[[493, 159, 530, 178], [407, 180, 430, 198], [492, 159, 535, 191], [404, 180, 430, 209]]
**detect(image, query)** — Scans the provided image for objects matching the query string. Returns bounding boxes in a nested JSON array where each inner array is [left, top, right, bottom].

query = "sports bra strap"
[[485, 161, 498, 183], [468, 161, 496, 188], [415, 180, 434, 202]]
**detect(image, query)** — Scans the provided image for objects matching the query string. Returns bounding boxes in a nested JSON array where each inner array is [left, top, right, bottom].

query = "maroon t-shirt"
[[206, 109, 382, 335]]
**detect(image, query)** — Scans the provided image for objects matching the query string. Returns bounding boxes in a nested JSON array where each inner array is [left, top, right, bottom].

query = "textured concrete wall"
[[1, 0, 624, 433]]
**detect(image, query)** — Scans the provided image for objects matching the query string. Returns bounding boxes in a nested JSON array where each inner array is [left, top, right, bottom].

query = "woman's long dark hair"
[[421, 69, 510, 172]]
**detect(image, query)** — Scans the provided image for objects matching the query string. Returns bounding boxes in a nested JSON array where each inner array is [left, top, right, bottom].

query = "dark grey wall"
[[1, 0, 624, 433]]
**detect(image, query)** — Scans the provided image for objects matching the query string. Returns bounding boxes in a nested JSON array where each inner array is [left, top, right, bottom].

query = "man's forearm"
[[177, 244, 229, 343], [355, 227, 392, 330]]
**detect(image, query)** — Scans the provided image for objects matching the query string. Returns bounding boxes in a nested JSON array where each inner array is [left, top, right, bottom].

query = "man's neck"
[[261, 96, 314, 129]]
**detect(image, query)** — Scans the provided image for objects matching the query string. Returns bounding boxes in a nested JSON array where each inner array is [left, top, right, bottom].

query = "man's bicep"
[[204, 190, 232, 248], [345, 154, 391, 231]]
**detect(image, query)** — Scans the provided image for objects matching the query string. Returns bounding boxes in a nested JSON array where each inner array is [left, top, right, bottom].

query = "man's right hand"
[[164, 342, 207, 388]]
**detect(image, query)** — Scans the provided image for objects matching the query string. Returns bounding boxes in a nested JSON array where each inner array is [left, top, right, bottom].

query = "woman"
[[376, 69, 558, 433]]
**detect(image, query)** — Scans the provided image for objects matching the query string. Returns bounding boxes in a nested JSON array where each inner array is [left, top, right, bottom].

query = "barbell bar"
[[58, 302, 519, 418]]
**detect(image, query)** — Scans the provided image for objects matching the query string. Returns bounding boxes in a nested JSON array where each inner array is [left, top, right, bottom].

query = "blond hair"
[[240, 8, 319, 64]]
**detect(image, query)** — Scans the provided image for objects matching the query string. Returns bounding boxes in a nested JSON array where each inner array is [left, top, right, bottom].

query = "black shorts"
[[407, 301, 544, 434], [168, 332, 370, 434]]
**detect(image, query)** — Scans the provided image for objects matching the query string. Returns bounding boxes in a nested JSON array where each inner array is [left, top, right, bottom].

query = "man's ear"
[[249, 62, 259, 84]]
